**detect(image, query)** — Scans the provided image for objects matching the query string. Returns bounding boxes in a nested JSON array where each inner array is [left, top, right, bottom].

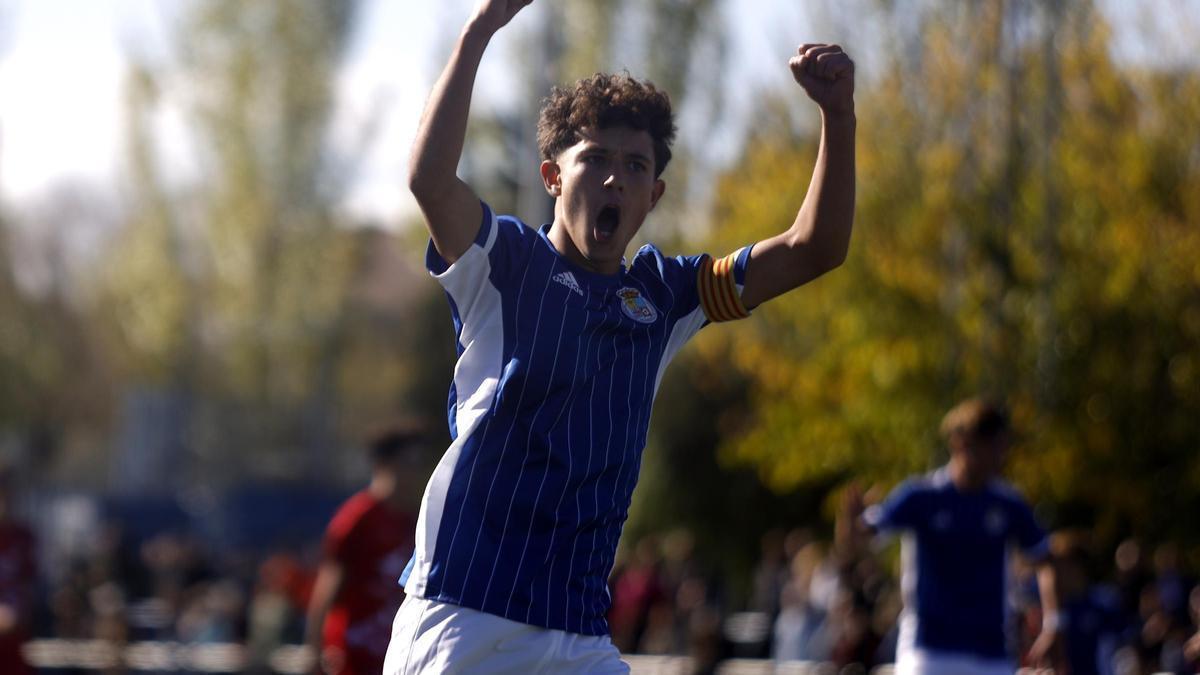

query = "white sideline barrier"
[[23, 640, 899, 675], [23, 639, 313, 674]]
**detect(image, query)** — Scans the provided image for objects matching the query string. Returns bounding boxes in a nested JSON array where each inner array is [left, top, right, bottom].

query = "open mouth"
[[595, 204, 621, 242]]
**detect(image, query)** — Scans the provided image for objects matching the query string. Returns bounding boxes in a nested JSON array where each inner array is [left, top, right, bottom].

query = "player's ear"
[[648, 179, 666, 211], [540, 160, 562, 197]]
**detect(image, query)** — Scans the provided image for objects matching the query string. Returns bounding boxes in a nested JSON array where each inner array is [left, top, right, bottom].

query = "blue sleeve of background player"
[[864, 479, 925, 533]]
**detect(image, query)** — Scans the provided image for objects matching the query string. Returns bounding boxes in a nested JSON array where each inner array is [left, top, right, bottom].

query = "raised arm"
[[408, 0, 535, 264], [740, 44, 856, 309], [834, 482, 870, 559]]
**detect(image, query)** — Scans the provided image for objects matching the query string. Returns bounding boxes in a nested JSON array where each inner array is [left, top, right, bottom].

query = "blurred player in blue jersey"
[[385, 0, 856, 672], [839, 398, 1061, 675]]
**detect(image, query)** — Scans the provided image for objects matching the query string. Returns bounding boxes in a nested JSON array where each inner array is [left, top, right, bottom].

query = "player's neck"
[[368, 473, 397, 501], [948, 460, 988, 492], [547, 218, 624, 277]]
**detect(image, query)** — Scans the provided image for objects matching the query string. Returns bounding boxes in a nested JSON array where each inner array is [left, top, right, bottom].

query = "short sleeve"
[[636, 244, 753, 325], [864, 480, 924, 533], [425, 201, 536, 322]]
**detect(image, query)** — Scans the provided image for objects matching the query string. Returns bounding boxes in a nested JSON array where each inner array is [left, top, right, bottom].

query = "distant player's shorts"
[[382, 595, 629, 674], [896, 648, 1013, 675]]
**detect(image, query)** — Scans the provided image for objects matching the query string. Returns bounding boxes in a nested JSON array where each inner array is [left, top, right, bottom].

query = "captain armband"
[[697, 248, 751, 323]]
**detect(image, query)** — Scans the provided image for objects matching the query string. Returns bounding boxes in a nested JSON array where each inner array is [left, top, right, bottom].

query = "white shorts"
[[382, 595, 630, 675], [895, 649, 1014, 675]]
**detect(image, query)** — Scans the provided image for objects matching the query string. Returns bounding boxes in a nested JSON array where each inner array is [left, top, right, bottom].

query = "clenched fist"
[[790, 44, 855, 116], [470, 0, 536, 35]]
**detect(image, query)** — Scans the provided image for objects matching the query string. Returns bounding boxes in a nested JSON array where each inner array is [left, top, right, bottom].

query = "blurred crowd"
[[34, 525, 316, 673], [606, 528, 1200, 675], [7, 514, 1200, 675]]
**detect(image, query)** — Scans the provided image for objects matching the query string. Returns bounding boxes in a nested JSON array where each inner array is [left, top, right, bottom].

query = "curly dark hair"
[[536, 72, 677, 178]]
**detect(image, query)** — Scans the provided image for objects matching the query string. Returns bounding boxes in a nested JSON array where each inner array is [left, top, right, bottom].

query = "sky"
[[0, 0, 1195, 228], [0, 0, 812, 227], [0, 0, 444, 223]]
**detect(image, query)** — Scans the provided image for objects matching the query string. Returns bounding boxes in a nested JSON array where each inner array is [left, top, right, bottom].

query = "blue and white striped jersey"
[[864, 467, 1049, 662], [401, 203, 752, 635]]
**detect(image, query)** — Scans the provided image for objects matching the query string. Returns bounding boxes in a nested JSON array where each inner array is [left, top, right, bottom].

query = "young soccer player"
[[306, 427, 424, 675], [839, 398, 1061, 675], [386, 0, 855, 671]]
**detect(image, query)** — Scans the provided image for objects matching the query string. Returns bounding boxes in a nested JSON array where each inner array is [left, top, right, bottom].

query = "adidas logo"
[[553, 271, 584, 297]]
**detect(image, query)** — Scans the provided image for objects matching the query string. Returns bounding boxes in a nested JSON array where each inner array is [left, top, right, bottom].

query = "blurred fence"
[[22, 640, 899, 675]]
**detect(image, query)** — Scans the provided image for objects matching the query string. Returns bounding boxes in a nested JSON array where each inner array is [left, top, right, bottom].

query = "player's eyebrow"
[[578, 142, 610, 154], [579, 144, 651, 165]]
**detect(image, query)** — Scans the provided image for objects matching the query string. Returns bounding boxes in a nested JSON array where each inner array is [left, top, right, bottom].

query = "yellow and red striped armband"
[[697, 248, 750, 323]]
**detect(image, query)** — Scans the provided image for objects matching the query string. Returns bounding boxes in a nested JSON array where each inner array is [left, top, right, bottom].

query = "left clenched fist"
[[789, 44, 855, 115]]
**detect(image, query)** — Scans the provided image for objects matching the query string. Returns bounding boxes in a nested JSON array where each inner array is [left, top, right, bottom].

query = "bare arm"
[[1027, 559, 1062, 666], [304, 560, 345, 674], [741, 44, 856, 309], [408, 0, 535, 263], [834, 482, 872, 561]]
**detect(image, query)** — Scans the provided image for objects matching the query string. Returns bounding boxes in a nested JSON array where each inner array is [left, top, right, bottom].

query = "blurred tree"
[[93, 0, 445, 489], [691, 0, 1200, 546], [0, 216, 47, 439], [0, 137, 123, 492]]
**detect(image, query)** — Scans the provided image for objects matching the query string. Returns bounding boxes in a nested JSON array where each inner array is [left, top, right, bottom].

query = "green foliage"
[[630, 346, 836, 588], [690, 1, 1200, 546], [89, 0, 429, 485]]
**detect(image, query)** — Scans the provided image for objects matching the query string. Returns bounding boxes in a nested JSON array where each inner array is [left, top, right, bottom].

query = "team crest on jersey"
[[617, 287, 658, 323], [984, 507, 1007, 535], [932, 510, 952, 531]]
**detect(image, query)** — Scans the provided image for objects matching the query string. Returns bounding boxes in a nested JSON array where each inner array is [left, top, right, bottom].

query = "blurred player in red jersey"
[[305, 426, 426, 675], [0, 466, 35, 675]]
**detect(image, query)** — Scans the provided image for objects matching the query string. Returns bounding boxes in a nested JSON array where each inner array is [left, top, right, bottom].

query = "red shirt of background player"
[[320, 490, 415, 675]]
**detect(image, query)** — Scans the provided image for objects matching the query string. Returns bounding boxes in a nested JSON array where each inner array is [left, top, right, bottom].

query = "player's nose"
[[603, 169, 625, 191]]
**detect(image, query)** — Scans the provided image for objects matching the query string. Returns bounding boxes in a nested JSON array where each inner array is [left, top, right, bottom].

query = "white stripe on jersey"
[[455, 246, 541, 599], [408, 211, 503, 597], [598, 277, 658, 588], [534, 315, 591, 626], [563, 320, 606, 629], [503, 288, 574, 617], [477, 264, 558, 607]]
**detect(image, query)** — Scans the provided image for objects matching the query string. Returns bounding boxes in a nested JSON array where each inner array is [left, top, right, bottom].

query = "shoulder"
[[892, 472, 939, 500], [885, 472, 950, 515], [865, 474, 933, 528], [479, 207, 542, 256], [495, 212, 537, 238], [328, 491, 379, 535], [631, 244, 697, 276], [628, 243, 713, 299], [429, 202, 538, 264]]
